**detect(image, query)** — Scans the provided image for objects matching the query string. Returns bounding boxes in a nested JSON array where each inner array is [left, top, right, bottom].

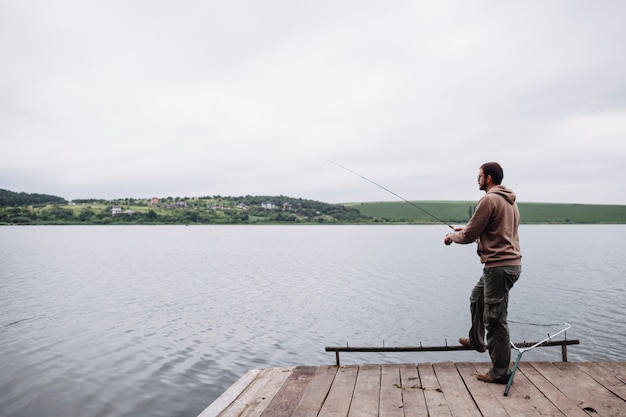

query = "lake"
[[1, 225, 625, 416]]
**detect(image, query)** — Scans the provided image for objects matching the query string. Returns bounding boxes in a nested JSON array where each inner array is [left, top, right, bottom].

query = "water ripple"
[[0, 225, 624, 416]]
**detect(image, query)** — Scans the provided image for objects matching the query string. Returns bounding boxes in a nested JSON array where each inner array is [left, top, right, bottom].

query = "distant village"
[[111, 197, 296, 216], [0, 190, 370, 224]]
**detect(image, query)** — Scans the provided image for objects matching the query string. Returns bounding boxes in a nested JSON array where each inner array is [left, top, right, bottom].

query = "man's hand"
[[444, 226, 465, 245]]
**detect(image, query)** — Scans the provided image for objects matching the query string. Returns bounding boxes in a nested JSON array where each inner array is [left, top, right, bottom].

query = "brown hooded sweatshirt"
[[450, 185, 522, 268]]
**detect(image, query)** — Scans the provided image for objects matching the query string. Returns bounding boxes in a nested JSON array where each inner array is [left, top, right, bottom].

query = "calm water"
[[1, 225, 625, 416]]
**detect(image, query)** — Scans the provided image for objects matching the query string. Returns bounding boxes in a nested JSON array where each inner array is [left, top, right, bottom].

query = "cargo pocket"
[[503, 268, 520, 292], [485, 301, 505, 325]]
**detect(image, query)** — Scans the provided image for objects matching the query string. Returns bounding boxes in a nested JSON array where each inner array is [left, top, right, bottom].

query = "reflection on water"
[[1, 225, 624, 416]]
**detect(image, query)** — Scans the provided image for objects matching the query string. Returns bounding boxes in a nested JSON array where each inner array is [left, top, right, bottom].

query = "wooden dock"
[[198, 361, 626, 417]]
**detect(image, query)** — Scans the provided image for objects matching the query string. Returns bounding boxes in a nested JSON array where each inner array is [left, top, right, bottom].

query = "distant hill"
[[347, 201, 626, 224], [2, 188, 624, 224], [0, 189, 67, 207]]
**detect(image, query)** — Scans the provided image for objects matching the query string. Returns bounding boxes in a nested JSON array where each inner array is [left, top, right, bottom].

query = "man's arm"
[[445, 197, 492, 245]]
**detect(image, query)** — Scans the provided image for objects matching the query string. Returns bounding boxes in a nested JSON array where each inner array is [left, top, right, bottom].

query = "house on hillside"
[[261, 202, 276, 209], [111, 206, 122, 216]]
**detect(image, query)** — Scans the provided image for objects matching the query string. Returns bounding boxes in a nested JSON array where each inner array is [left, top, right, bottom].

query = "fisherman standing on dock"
[[444, 162, 522, 384]]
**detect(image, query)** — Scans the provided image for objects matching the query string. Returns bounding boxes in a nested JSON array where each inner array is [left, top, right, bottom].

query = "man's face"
[[478, 169, 488, 191]]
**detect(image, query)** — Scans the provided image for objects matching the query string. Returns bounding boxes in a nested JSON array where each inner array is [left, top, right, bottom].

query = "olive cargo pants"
[[468, 265, 521, 381]]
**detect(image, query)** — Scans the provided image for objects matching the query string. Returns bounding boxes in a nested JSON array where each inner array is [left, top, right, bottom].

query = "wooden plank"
[[380, 364, 404, 417], [505, 364, 567, 417], [348, 364, 380, 417], [197, 368, 262, 417], [219, 367, 292, 417], [578, 362, 626, 401], [260, 366, 319, 417], [474, 365, 544, 417], [398, 363, 428, 417], [318, 365, 359, 417], [291, 366, 339, 417], [520, 362, 590, 417], [548, 362, 626, 417], [418, 363, 452, 417], [432, 362, 481, 417], [596, 361, 626, 384], [199, 362, 626, 417], [455, 362, 509, 417]]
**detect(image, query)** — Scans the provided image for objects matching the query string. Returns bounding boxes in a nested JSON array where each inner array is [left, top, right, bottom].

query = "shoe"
[[459, 337, 486, 353], [476, 373, 509, 384]]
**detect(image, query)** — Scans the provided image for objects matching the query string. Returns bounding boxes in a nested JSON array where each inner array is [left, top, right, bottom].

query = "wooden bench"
[[325, 339, 580, 366]]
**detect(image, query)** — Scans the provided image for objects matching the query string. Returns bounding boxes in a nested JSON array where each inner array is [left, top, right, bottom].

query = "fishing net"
[[505, 321, 571, 396], [509, 320, 571, 349]]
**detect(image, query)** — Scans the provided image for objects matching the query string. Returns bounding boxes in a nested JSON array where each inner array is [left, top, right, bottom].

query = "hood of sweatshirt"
[[489, 185, 516, 204]]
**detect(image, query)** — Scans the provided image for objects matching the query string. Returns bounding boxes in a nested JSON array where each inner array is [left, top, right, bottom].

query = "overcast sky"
[[2, 1, 625, 205]]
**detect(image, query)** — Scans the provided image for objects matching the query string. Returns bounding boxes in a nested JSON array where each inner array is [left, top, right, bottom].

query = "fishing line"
[[324, 159, 454, 229]]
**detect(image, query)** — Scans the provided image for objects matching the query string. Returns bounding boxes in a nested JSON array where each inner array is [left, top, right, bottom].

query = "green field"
[[346, 201, 626, 224]]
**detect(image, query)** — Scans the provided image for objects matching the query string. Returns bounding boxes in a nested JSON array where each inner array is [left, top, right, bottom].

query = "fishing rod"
[[324, 159, 455, 230]]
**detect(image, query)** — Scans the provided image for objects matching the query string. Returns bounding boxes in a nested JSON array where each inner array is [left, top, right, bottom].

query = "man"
[[444, 162, 522, 384]]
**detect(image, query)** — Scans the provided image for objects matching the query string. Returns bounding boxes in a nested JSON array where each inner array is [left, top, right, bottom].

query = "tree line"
[[0, 189, 67, 207]]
